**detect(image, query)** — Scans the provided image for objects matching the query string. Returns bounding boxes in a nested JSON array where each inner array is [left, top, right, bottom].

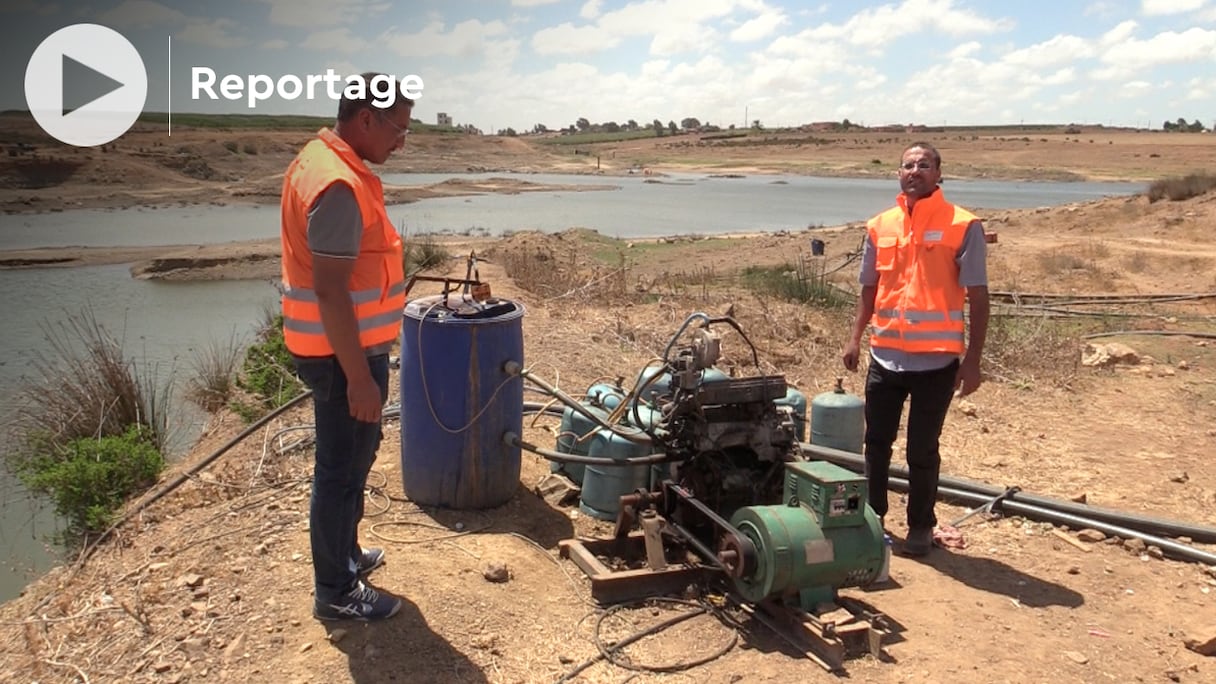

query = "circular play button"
[[24, 24, 148, 147]]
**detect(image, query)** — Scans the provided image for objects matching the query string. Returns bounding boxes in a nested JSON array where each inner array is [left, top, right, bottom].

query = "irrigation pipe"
[[1081, 330, 1216, 341], [991, 291, 1216, 303], [79, 389, 316, 558], [510, 362, 653, 445], [504, 431, 670, 467], [800, 443, 1216, 545]]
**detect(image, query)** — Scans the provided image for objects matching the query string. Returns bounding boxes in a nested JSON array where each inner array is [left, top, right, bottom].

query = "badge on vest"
[[923, 230, 944, 242]]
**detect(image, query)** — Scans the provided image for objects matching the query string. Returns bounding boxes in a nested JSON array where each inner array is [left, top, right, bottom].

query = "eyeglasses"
[[376, 111, 410, 138], [900, 160, 935, 171]]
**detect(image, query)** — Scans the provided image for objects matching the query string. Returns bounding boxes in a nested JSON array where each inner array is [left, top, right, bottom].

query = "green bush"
[[403, 235, 451, 273], [742, 261, 853, 309], [234, 313, 304, 418], [15, 427, 164, 538], [1145, 173, 1216, 202]]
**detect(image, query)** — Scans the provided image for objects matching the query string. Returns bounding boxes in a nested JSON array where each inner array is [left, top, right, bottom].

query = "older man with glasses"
[[279, 72, 414, 621], [840, 141, 990, 557]]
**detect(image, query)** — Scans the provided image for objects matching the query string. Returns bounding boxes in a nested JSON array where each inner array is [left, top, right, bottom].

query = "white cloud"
[[382, 19, 512, 59], [1100, 20, 1138, 46], [651, 23, 719, 55], [257, 0, 384, 28], [512, 0, 561, 5], [533, 23, 621, 55], [262, 39, 289, 50], [177, 19, 248, 49], [581, 0, 604, 19], [800, 0, 1013, 49], [98, 0, 188, 27], [1140, 0, 1207, 16], [730, 10, 786, 41], [1002, 34, 1094, 69], [948, 41, 982, 59], [301, 28, 361, 54], [1084, 1, 1119, 17], [1101, 27, 1216, 69]]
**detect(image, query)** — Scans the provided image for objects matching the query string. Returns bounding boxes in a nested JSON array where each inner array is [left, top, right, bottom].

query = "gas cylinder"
[[810, 377, 864, 454]]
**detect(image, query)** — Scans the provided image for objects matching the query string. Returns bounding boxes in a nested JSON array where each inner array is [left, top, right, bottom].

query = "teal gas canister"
[[810, 378, 864, 454]]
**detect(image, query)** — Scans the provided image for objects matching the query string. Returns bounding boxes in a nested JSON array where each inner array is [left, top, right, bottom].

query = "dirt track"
[[1, 119, 1215, 683]]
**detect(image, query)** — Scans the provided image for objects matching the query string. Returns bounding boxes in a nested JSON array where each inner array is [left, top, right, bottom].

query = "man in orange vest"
[[841, 142, 989, 556], [280, 73, 411, 620]]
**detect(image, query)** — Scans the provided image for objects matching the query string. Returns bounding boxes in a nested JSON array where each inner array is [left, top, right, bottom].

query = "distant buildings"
[[437, 112, 452, 126]]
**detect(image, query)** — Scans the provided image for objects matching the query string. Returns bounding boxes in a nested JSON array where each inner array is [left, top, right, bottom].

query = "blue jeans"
[[292, 353, 389, 602]]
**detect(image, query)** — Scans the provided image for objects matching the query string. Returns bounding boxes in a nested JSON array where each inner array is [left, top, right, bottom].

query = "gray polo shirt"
[[306, 183, 393, 357], [858, 218, 988, 372]]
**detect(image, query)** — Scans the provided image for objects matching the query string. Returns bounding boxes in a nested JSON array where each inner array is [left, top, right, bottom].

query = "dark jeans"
[[863, 358, 958, 530], [293, 353, 389, 602]]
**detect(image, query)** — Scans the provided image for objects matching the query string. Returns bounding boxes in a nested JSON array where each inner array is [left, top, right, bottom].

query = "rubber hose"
[[800, 442, 1216, 544], [504, 431, 670, 467]]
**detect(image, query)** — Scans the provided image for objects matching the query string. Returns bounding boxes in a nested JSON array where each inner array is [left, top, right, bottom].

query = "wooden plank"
[[1051, 529, 1093, 552]]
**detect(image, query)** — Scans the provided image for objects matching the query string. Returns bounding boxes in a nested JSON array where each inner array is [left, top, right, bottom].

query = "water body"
[[0, 172, 1143, 602], [0, 173, 1141, 250], [0, 265, 279, 601]]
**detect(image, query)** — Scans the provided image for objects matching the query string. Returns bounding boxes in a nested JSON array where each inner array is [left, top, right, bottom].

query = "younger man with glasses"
[[840, 142, 990, 556]]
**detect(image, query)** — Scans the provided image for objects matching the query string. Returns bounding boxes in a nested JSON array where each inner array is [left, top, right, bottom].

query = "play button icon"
[[24, 24, 148, 147]]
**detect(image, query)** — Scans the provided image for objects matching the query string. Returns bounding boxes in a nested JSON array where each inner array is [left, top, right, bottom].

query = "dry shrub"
[[1145, 172, 1216, 202], [8, 308, 171, 452], [496, 241, 633, 302], [982, 313, 1082, 389], [186, 333, 242, 412]]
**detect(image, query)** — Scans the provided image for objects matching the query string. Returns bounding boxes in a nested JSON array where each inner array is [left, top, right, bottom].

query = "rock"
[[1184, 628, 1216, 656], [1205, 566, 1216, 580], [1171, 472, 1190, 484], [483, 562, 511, 583], [154, 662, 172, 673], [224, 633, 247, 661], [534, 473, 580, 507], [956, 400, 978, 417], [1081, 342, 1140, 368], [328, 629, 348, 644], [1070, 492, 1088, 504], [1178, 360, 1189, 370], [1068, 566, 1081, 575], [1124, 538, 1147, 554], [298, 642, 313, 653], [1077, 529, 1106, 543], [1148, 546, 1165, 560], [177, 573, 204, 589], [1064, 650, 1089, 664], [149, 562, 170, 572]]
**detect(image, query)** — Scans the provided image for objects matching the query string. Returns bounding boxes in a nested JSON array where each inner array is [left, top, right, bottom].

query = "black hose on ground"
[[800, 442, 1216, 545]]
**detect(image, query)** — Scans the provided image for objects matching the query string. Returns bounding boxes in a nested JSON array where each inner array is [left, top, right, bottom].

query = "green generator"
[[730, 461, 886, 610]]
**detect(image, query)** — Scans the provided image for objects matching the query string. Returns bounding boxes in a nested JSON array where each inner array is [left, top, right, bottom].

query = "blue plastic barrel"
[[400, 295, 525, 509]]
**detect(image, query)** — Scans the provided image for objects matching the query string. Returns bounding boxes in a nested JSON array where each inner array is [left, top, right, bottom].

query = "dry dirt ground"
[[1, 118, 1215, 684]]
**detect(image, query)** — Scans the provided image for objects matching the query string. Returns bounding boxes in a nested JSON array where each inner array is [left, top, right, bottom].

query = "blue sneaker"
[[314, 580, 402, 621], [356, 547, 385, 576]]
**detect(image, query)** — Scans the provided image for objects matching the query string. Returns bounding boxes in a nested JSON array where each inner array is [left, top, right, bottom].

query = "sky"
[[2, 0, 1215, 134]]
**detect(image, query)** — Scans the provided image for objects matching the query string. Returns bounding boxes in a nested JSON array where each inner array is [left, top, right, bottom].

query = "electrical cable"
[[554, 598, 737, 683]]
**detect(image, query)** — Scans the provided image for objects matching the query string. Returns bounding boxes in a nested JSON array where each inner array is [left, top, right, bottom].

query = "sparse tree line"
[[499, 116, 756, 137], [1162, 117, 1209, 133]]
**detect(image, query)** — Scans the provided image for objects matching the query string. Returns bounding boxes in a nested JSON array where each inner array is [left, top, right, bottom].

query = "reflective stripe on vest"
[[867, 190, 973, 355], [280, 129, 406, 357]]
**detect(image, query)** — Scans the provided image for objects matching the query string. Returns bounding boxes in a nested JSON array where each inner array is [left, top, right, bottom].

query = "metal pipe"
[[800, 442, 1216, 544], [507, 362, 653, 445], [503, 431, 671, 467]]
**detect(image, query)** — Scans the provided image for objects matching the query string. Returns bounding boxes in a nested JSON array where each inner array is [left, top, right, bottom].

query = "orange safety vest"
[[867, 189, 974, 355], [280, 128, 405, 357]]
